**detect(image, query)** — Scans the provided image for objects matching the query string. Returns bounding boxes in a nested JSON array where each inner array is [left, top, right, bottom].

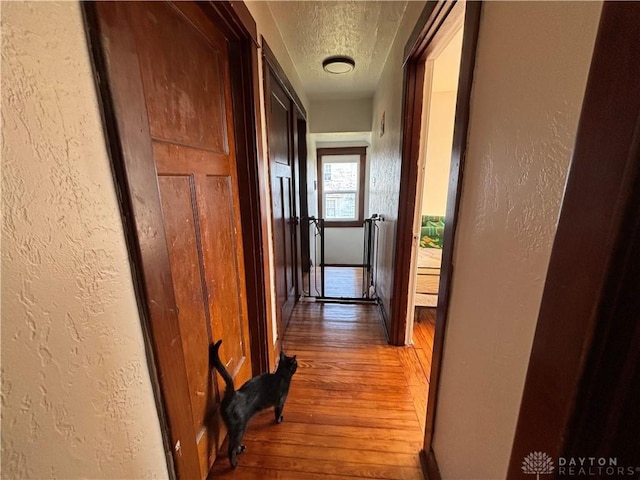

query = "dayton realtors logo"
[[523, 452, 639, 478], [522, 452, 555, 479], [557, 457, 639, 477]]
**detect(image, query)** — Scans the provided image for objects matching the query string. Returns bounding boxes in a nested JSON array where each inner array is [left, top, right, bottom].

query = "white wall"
[[1, 3, 168, 478], [322, 229, 366, 265], [421, 90, 456, 216], [433, 2, 602, 478], [369, 0, 427, 318], [310, 98, 373, 133]]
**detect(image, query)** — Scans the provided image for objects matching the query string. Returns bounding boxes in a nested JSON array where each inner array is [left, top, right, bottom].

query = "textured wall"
[[310, 98, 373, 134], [1, 3, 168, 478], [369, 1, 426, 321], [432, 2, 602, 478]]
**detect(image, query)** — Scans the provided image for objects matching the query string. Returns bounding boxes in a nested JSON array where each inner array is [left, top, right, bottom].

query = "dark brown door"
[[266, 73, 298, 339], [92, 3, 252, 477]]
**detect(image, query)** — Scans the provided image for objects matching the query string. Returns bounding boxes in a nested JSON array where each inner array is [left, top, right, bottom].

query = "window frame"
[[317, 147, 367, 227]]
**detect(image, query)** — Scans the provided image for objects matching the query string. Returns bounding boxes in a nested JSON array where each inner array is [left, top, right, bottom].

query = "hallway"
[[210, 302, 432, 479]]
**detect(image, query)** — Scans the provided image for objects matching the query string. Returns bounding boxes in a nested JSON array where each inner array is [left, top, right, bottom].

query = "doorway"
[[407, 22, 464, 390], [309, 146, 381, 302], [392, 1, 482, 474]]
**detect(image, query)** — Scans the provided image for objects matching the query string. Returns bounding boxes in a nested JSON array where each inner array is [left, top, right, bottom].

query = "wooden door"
[[266, 73, 298, 339], [91, 3, 252, 478]]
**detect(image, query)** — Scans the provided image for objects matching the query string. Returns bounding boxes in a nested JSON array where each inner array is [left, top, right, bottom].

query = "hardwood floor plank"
[[286, 327, 385, 338], [412, 311, 435, 384], [413, 310, 435, 351], [293, 378, 412, 394], [216, 454, 423, 480], [290, 315, 382, 324], [245, 411, 423, 443], [297, 359, 403, 372], [284, 403, 417, 421], [414, 347, 432, 383], [282, 411, 420, 431], [238, 442, 422, 468], [209, 465, 362, 480], [286, 395, 415, 412], [407, 382, 429, 433], [287, 346, 401, 360], [242, 431, 422, 454], [395, 347, 426, 387], [284, 337, 388, 347], [295, 371, 408, 388], [289, 386, 418, 405]]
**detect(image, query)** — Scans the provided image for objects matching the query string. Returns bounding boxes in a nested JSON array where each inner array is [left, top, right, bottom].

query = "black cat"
[[209, 340, 298, 468]]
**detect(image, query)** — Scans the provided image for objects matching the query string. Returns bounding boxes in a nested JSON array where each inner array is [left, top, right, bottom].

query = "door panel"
[[157, 175, 211, 434], [134, 2, 228, 153], [267, 76, 298, 338], [117, 2, 251, 476], [282, 178, 295, 297], [270, 93, 291, 166], [196, 174, 250, 378]]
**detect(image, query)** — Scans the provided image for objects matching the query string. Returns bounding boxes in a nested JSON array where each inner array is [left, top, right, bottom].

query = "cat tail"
[[209, 340, 235, 400]]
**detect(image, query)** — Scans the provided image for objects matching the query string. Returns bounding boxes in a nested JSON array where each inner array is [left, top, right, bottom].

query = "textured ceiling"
[[268, 1, 408, 101]]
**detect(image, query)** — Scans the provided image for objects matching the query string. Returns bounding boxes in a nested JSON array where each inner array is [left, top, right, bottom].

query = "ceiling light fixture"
[[322, 56, 356, 75]]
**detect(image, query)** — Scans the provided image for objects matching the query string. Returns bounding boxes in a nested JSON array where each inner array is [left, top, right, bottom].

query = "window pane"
[[325, 193, 356, 219], [323, 162, 358, 191]]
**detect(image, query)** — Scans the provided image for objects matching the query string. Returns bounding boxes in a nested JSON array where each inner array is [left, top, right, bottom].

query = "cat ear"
[[279, 351, 285, 361], [292, 355, 297, 360]]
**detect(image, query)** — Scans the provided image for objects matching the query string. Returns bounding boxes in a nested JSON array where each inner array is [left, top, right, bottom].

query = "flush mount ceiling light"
[[322, 56, 356, 75]]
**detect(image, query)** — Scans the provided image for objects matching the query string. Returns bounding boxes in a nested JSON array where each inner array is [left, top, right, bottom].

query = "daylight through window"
[[317, 147, 367, 227]]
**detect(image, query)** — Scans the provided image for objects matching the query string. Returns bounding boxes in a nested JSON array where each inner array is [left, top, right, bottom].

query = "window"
[[317, 147, 366, 227]]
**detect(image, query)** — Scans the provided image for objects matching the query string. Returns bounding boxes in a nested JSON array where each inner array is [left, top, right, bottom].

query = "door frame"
[[316, 147, 367, 228], [82, 2, 269, 478], [297, 115, 311, 274], [262, 40, 308, 122], [508, 2, 640, 474], [262, 38, 308, 348], [392, 1, 482, 477]]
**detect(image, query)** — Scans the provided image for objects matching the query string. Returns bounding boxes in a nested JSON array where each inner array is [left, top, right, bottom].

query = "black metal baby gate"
[[302, 214, 383, 303]]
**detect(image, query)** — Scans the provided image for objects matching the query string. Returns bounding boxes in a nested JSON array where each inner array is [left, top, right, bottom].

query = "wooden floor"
[[210, 302, 434, 479], [304, 266, 366, 299], [413, 307, 436, 383]]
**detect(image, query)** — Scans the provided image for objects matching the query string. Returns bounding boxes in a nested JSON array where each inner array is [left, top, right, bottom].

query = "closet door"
[[93, 3, 253, 477]]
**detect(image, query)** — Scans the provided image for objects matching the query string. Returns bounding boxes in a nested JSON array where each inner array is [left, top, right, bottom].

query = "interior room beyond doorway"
[[411, 26, 464, 343]]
